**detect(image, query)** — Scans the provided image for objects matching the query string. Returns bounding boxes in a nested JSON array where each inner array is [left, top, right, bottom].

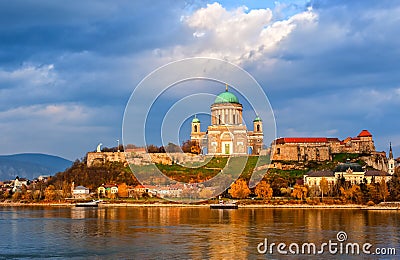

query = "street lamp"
[[117, 139, 120, 152]]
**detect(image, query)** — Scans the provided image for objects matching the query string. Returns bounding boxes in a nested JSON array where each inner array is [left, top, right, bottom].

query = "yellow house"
[[98, 184, 118, 197]]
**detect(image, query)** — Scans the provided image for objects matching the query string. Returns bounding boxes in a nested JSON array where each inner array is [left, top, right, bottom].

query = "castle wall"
[[87, 152, 126, 167], [271, 133, 376, 162], [272, 144, 330, 161], [88, 151, 206, 166]]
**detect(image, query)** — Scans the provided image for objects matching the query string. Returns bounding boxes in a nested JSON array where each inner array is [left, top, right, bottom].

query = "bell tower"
[[253, 115, 263, 133], [388, 142, 395, 174], [191, 115, 200, 134], [250, 115, 264, 155]]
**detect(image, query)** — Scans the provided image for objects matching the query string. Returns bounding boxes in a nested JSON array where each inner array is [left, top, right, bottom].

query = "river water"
[[0, 206, 399, 259]]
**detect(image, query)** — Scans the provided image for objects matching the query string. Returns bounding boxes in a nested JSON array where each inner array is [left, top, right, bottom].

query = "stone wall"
[[87, 152, 126, 167], [88, 151, 206, 166], [272, 144, 331, 161], [271, 138, 375, 162], [361, 152, 388, 172]]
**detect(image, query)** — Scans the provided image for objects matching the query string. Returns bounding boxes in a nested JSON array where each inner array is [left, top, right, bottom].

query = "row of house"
[[0, 176, 50, 193], [71, 182, 211, 200], [304, 160, 392, 188], [303, 143, 397, 188]]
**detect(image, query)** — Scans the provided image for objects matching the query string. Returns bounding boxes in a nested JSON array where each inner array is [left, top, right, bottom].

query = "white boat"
[[75, 200, 102, 207], [210, 200, 238, 209]]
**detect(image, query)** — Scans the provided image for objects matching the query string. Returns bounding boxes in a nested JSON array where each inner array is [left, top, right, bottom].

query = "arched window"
[[194, 125, 198, 132], [256, 124, 260, 132]]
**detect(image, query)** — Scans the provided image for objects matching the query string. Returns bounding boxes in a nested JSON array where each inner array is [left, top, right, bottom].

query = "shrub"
[[367, 200, 375, 206]]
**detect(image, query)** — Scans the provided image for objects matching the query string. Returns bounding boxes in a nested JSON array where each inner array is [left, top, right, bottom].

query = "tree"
[[181, 140, 201, 154], [12, 192, 21, 202], [280, 187, 291, 197], [367, 183, 380, 203], [340, 185, 363, 204], [147, 144, 161, 153], [389, 171, 400, 200], [229, 179, 251, 199], [291, 185, 308, 200], [118, 183, 129, 198], [255, 181, 273, 199], [320, 177, 329, 201], [266, 174, 289, 196], [165, 142, 181, 153], [378, 179, 389, 202], [199, 188, 214, 199], [44, 185, 57, 201], [2, 189, 11, 200]]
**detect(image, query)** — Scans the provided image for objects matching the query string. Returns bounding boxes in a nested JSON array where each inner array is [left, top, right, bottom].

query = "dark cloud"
[[0, 0, 190, 65], [0, 0, 399, 159]]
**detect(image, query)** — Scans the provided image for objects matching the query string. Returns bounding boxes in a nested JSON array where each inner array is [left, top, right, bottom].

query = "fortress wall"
[[87, 152, 126, 167], [87, 151, 205, 167]]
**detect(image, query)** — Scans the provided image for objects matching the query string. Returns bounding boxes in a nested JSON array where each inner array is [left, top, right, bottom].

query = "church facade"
[[190, 87, 263, 155]]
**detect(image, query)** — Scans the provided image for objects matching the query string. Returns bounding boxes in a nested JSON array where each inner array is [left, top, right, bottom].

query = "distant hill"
[[0, 153, 73, 181]]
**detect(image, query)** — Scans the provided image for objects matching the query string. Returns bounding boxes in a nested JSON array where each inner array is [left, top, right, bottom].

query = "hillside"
[[0, 153, 73, 181]]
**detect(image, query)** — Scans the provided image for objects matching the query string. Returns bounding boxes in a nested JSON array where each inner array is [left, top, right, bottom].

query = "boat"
[[210, 200, 238, 209], [75, 200, 102, 207]]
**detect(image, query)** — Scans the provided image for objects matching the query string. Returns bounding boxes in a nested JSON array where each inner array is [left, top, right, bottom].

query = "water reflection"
[[0, 207, 399, 259]]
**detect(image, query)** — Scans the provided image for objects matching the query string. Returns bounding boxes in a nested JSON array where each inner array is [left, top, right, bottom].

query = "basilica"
[[190, 86, 263, 155]]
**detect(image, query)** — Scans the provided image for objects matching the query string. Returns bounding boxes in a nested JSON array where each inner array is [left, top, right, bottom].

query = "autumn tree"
[[229, 179, 251, 199], [320, 177, 329, 201], [378, 179, 389, 202], [147, 145, 162, 153], [2, 190, 11, 200], [181, 140, 201, 154], [389, 170, 400, 200], [255, 181, 273, 199], [340, 185, 363, 204], [291, 185, 308, 200], [12, 191, 21, 202], [280, 187, 291, 197], [199, 188, 214, 199], [165, 142, 181, 153], [44, 185, 57, 201], [266, 174, 289, 196], [118, 183, 129, 198]]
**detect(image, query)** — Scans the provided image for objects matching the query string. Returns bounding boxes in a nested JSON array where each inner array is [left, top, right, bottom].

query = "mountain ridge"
[[0, 153, 73, 181]]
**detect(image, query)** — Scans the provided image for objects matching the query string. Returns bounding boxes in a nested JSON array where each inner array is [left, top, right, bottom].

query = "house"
[[304, 160, 392, 188], [72, 185, 90, 199], [127, 184, 150, 198], [12, 176, 29, 192], [97, 184, 118, 197]]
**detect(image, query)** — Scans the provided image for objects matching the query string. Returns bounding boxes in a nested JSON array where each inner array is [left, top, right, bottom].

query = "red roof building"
[[357, 130, 372, 137], [272, 130, 375, 162]]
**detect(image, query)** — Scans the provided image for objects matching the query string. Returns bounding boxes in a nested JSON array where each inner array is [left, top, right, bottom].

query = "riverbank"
[[2, 201, 398, 209]]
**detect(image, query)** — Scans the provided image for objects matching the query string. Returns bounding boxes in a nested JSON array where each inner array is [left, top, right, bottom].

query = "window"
[[256, 124, 260, 132], [277, 148, 280, 155], [194, 125, 198, 132]]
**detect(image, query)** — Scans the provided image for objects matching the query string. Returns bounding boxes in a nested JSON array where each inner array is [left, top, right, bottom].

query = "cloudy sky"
[[1, 0, 399, 160]]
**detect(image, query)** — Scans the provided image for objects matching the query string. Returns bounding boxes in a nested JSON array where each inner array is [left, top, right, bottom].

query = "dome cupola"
[[214, 84, 239, 104]]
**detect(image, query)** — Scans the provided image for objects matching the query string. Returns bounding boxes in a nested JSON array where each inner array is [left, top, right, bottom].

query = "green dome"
[[253, 116, 262, 122], [192, 116, 200, 123], [214, 91, 239, 104]]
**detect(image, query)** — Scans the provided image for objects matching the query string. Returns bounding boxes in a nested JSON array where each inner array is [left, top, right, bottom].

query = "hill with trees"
[[0, 153, 72, 181]]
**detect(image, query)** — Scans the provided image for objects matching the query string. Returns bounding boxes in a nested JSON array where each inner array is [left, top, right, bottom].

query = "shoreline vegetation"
[[3, 154, 400, 208], [1, 201, 399, 210]]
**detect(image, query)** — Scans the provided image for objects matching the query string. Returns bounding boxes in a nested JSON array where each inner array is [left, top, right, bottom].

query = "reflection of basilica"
[[191, 86, 263, 155]]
